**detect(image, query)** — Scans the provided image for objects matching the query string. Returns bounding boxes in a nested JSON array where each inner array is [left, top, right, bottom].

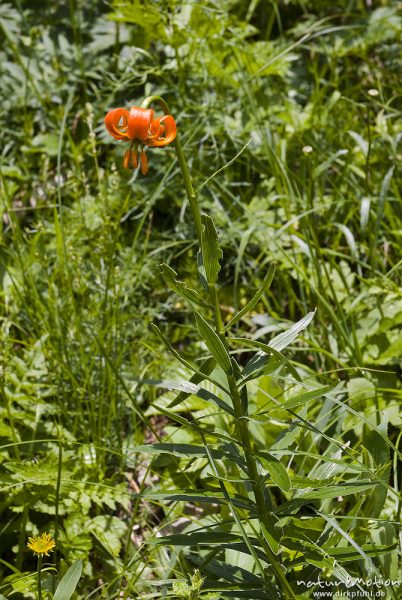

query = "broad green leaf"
[[360, 196, 371, 230], [375, 334, 402, 363], [53, 560, 82, 600], [283, 538, 365, 592], [159, 263, 212, 309], [198, 214, 222, 286], [273, 452, 371, 474], [258, 453, 291, 492], [336, 223, 358, 258], [107, 1, 166, 41], [224, 263, 276, 331], [194, 312, 232, 373]]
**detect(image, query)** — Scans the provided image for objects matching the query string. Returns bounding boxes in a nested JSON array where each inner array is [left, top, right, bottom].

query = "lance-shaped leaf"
[[258, 453, 291, 492], [198, 214, 222, 287], [276, 480, 378, 515], [159, 263, 212, 309], [149, 323, 229, 394], [231, 338, 300, 383], [263, 383, 337, 413], [128, 443, 244, 467], [194, 311, 232, 374], [261, 513, 283, 555], [168, 356, 216, 408], [140, 378, 235, 416], [131, 490, 257, 513], [269, 310, 316, 352], [242, 310, 315, 378], [53, 560, 82, 600], [148, 532, 270, 565]]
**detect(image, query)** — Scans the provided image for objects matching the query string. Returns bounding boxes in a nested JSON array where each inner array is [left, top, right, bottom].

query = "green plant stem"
[[141, 93, 295, 597], [140, 95, 202, 246], [209, 284, 225, 335], [37, 555, 42, 600], [210, 283, 296, 599], [227, 372, 296, 599]]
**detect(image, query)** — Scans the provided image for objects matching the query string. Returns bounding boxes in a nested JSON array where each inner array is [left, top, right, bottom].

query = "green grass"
[[0, 0, 401, 598]]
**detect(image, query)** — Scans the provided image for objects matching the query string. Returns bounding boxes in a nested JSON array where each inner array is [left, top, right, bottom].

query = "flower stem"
[[37, 555, 42, 600], [210, 284, 296, 599], [140, 95, 202, 246], [141, 94, 296, 598], [227, 372, 296, 599]]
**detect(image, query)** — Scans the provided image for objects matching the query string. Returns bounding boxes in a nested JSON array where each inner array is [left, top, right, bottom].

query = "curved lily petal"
[[104, 108, 131, 140], [127, 107, 154, 141], [104, 104, 177, 174], [147, 115, 177, 147], [147, 120, 163, 140]]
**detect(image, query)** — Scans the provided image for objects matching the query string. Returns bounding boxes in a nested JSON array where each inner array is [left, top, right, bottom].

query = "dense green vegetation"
[[0, 0, 401, 598]]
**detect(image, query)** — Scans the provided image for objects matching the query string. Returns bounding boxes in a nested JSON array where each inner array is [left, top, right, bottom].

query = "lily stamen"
[[140, 148, 148, 175]]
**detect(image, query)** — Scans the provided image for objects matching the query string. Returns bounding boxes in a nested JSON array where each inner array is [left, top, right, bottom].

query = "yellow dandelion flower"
[[27, 532, 56, 556]]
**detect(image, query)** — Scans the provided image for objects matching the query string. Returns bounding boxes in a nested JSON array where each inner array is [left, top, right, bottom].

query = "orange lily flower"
[[104, 106, 177, 175]]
